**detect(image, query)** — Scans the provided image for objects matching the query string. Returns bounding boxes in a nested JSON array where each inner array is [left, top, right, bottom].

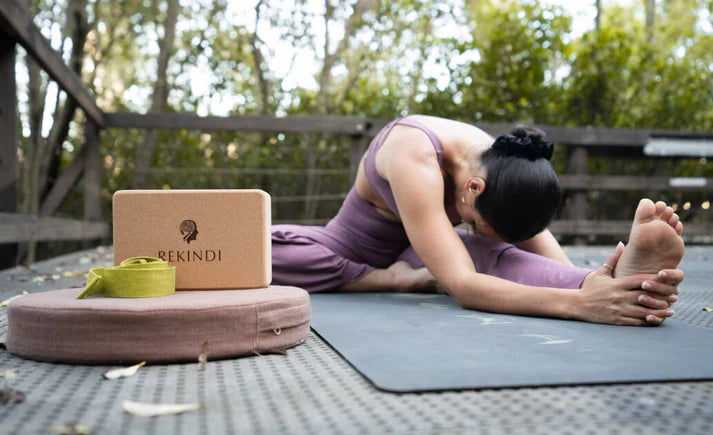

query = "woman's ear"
[[467, 177, 486, 198]]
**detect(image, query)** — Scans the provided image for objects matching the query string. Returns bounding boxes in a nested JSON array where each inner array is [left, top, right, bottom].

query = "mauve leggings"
[[272, 191, 592, 292], [396, 229, 592, 290]]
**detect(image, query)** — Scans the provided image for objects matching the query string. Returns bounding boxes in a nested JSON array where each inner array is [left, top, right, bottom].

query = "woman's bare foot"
[[613, 199, 685, 278]]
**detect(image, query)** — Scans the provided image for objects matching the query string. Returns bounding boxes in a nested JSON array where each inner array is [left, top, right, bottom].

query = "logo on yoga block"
[[180, 219, 198, 244], [163, 219, 221, 263]]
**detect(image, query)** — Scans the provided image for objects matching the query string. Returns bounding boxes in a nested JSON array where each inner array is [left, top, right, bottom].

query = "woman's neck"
[[443, 140, 483, 186]]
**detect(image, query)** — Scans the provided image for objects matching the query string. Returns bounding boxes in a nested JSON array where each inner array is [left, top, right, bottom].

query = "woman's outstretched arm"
[[384, 139, 678, 325]]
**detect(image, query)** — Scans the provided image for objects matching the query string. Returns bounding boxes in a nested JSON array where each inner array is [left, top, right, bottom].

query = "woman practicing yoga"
[[272, 115, 685, 326]]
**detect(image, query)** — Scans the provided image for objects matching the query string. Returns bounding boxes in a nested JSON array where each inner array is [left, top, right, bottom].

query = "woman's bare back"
[[354, 116, 493, 223]]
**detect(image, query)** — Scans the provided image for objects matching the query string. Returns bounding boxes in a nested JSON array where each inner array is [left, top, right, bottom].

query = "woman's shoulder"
[[404, 115, 493, 143]]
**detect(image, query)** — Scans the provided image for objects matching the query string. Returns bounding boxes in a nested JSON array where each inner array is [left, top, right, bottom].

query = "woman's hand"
[[576, 243, 678, 326], [634, 267, 683, 316]]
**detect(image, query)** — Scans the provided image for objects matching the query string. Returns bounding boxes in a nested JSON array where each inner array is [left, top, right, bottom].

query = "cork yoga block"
[[113, 189, 271, 290], [6, 286, 310, 364]]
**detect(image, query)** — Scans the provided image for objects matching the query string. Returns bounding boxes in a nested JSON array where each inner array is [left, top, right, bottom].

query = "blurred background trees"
[[13, 0, 713, 257]]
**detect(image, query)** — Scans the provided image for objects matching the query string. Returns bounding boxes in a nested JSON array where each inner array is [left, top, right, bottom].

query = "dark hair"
[[474, 126, 562, 243]]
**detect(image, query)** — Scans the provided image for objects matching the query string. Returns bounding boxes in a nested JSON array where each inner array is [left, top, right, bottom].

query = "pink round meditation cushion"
[[6, 286, 310, 364]]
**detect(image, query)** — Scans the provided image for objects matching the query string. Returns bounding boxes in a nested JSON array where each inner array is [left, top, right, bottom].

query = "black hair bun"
[[492, 126, 553, 161]]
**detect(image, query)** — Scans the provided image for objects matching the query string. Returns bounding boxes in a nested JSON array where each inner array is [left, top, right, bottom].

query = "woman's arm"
[[383, 137, 676, 325], [451, 244, 677, 325], [515, 229, 573, 265]]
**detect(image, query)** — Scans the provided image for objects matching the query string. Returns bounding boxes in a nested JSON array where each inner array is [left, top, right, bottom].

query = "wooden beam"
[[83, 120, 102, 222], [565, 146, 589, 245], [462, 122, 713, 146], [350, 134, 367, 183], [536, 125, 649, 146], [559, 175, 713, 191], [0, 0, 104, 126], [272, 193, 347, 203], [104, 112, 371, 135], [0, 32, 18, 268], [0, 36, 18, 214], [0, 213, 108, 243], [0, 32, 19, 269], [39, 142, 88, 216], [142, 167, 349, 175], [650, 129, 713, 139], [551, 220, 712, 237], [551, 220, 631, 236], [476, 123, 651, 146], [104, 113, 713, 147]]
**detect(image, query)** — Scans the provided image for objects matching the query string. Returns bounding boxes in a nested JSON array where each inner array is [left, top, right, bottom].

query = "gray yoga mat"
[[310, 293, 713, 392]]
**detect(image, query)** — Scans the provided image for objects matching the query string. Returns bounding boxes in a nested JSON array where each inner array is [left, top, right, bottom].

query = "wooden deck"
[[1, 245, 712, 434]]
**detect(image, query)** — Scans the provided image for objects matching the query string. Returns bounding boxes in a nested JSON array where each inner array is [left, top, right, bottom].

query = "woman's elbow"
[[442, 274, 477, 309]]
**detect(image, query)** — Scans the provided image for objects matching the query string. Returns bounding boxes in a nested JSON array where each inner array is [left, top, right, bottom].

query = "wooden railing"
[[102, 114, 713, 239], [0, 0, 105, 268], [1, 0, 712, 269]]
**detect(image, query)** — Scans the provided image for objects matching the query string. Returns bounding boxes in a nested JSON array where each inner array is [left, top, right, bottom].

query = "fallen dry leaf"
[[253, 349, 288, 357], [103, 361, 146, 380], [51, 423, 91, 434], [1, 369, 24, 405], [2, 368, 19, 380], [122, 400, 202, 417], [1, 292, 29, 307], [61, 270, 85, 278], [198, 340, 209, 372], [0, 388, 25, 404]]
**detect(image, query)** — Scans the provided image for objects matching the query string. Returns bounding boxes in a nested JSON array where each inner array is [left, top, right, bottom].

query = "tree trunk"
[[20, 0, 89, 263], [23, 57, 44, 217], [302, 133, 321, 220], [250, 0, 274, 196], [303, 0, 373, 220], [595, 0, 601, 30], [23, 56, 45, 263], [405, 15, 432, 113], [133, 0, 179, 188], [41, 0, 89, 202], [645, 0, 656, 43]]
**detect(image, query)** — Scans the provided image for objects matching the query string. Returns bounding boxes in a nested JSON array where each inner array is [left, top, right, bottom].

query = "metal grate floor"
[[1, 246, 712, 434]]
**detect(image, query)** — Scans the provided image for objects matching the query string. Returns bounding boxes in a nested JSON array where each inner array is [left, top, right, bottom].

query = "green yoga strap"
[[76, 257, 176, 299]]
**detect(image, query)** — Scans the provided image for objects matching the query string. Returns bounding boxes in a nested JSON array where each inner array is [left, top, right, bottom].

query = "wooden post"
[[349, 119, 368, 183], [567, 146, 589, 245], [0, 35, 18, 269], [83, 119, 102, 225], [349, 133, 367, 183]]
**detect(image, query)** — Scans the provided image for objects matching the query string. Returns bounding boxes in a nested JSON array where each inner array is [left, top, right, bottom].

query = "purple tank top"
[[304, 117, 445, 269], [362, 117, 445, 218]]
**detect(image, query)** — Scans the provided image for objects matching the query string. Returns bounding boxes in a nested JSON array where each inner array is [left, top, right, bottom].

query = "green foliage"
[[460, 0, 572, 124], [15, 0, 713, 243]]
